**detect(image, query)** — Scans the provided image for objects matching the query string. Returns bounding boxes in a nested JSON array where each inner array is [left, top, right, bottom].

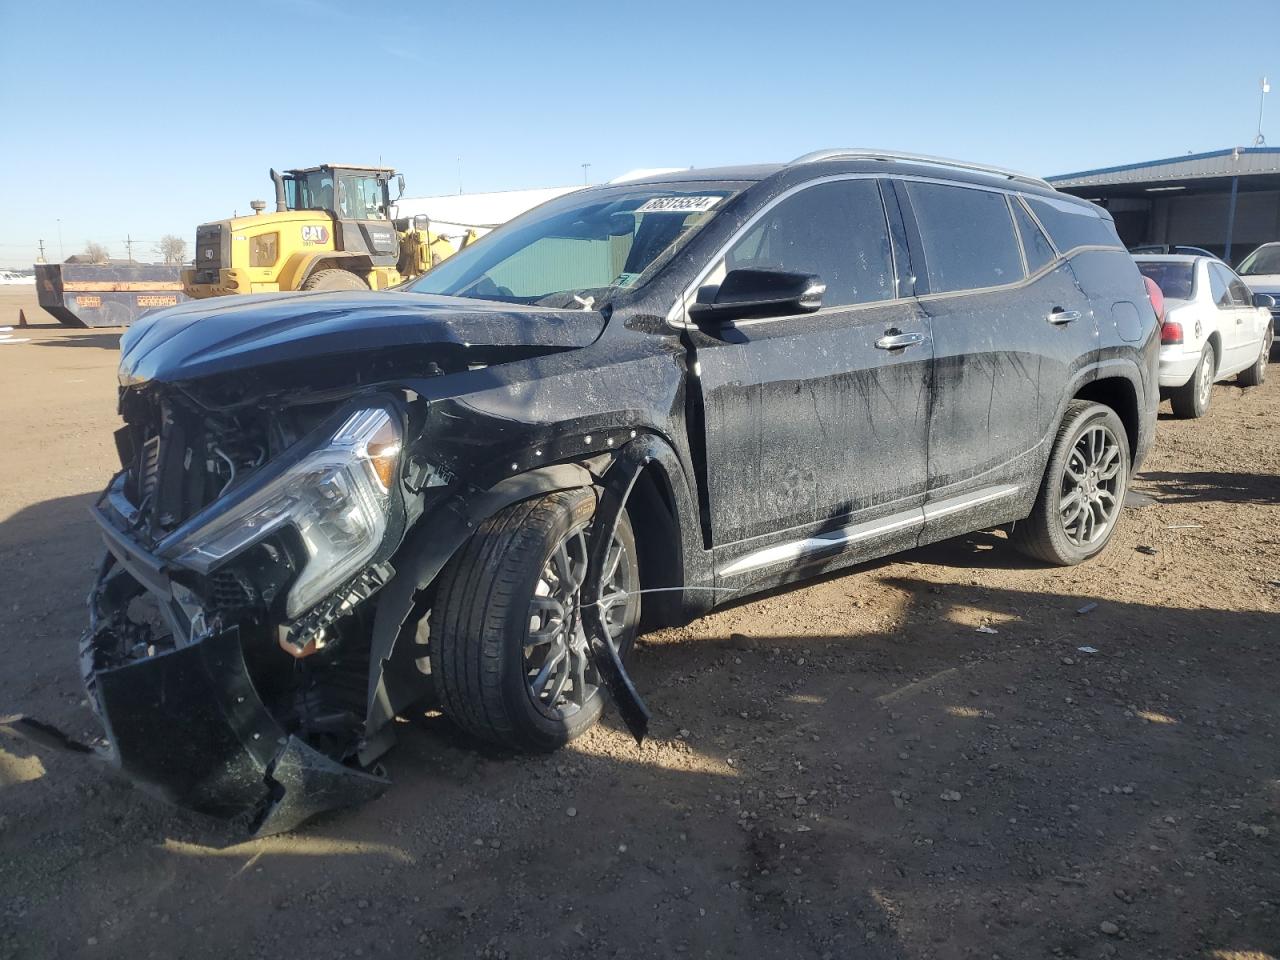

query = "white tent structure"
[[396, 185, 582, 242]]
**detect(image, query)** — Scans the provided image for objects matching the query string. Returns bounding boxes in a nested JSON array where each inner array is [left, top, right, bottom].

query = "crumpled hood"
[[118, 290, 607, 386]]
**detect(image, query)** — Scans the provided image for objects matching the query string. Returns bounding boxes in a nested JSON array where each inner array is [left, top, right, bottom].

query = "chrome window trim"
[[668, 173, 893, 330], [670, 174, 1114, 331]]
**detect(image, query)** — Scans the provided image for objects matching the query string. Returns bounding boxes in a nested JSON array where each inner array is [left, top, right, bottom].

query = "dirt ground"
[[1, 287, 1277, 960]]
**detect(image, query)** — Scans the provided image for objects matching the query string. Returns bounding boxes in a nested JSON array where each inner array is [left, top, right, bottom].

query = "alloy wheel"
[[1059, 424, 1123, 547], [523, 524, 634, 719]]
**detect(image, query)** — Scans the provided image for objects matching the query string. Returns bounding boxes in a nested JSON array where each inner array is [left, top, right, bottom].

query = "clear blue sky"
[[1, 0, 1276, 267]]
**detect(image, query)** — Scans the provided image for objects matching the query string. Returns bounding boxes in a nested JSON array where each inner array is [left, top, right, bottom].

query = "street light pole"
[[1255, 76, 1270, 147], [581, 163, 592, 185], [56, 218, 64, 260]]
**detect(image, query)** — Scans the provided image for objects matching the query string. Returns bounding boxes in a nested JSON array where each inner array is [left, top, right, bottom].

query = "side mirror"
[[688, 268, 824, 326], [396, 173, 406, 200], [1253, 292, 1276, 308]]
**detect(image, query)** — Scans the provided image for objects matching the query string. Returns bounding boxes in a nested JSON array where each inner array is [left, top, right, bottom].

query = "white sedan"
[[1134, 254, 1274, 418]]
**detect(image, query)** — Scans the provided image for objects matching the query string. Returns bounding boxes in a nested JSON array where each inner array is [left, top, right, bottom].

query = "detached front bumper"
[[83, 500, 386, 835], [86, 625, 384, 835]]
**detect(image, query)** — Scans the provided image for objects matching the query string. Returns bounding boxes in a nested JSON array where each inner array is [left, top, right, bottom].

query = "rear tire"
[[301, 268, 369, 292], [1237, 328, 1272, 387], [1169, 344, 1214, 418], [429, 489, 640, 752], [1011, 400, 1130, 566]]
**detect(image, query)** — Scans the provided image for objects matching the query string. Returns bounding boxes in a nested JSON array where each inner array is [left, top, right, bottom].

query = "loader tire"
[[301, 268, 369, 292]]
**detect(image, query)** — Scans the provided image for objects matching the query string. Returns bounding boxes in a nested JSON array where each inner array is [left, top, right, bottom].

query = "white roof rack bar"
[[790, 148, 1051, 190]]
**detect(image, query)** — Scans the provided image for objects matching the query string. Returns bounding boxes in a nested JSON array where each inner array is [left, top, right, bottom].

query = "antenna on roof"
[[1254, 75, 1270, 146]]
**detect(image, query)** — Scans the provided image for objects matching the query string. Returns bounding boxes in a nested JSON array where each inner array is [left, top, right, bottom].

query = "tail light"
[[1142, 275, 1165, 323], [1160, 320, 1184, 344]]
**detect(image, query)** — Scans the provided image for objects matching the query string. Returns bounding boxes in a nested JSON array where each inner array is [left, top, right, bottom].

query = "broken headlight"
[[163, 407, 401, 618]]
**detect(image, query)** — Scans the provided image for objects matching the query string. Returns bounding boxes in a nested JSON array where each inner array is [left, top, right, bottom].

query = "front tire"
[[1011, 400, 1130, 566], [1169, 343, 1215, 418], [301, 268, 370, 292], [429, 489, 641, 751], [1237, 328, 1272, 387]]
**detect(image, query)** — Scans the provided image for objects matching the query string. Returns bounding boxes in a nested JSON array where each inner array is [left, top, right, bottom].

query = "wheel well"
[[623, 463, 684, 631], [1073, 377, 1139, 460], [306, 256, 371, 281], [1205, 331, 1221, 370]]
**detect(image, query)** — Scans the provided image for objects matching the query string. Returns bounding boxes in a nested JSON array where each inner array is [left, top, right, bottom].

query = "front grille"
[[194, 223, 226, 278], [139, 436, 161, 505]]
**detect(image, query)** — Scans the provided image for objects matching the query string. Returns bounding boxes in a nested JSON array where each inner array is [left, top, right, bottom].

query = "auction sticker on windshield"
[[636, 196, 722, 214]]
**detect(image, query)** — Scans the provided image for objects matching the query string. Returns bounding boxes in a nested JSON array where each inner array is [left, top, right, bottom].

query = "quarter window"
[[722, 179, 895, 308], [1207, 263, 1233, 308], [1012, 198, 1056, 274], [1024, 196, 1123, 253], [903, 182, 1023, 294]]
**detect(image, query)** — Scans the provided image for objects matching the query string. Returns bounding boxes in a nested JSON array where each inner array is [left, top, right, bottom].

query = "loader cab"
[[282, 165, 405, 266], [282, 165, 401, 222]]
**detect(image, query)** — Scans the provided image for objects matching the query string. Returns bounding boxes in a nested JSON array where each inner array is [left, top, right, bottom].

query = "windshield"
[[1137, 260, 1195, 300], [1237, 244, 1280, 276], [290, 171, 388, 219], [407, 186, 738, 307]]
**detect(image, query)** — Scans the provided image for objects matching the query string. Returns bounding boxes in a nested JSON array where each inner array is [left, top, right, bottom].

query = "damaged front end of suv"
[[80, 290, 619, 835]]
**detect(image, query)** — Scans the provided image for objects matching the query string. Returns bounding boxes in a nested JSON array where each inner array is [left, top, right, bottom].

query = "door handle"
[[1047, 308, 1082, 325], [875, 331, 927, 350]]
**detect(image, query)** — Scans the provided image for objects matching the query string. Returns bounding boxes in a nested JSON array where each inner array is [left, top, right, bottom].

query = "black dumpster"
[[35, 263, 188, 328]]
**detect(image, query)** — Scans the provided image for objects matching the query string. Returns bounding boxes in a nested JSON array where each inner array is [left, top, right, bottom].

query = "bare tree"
[[82, 241, 110, 264], [156, 234, 188, 265]]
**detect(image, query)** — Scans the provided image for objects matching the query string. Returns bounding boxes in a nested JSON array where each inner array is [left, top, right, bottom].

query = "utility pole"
[[56, 219, 64, 260], [36, 240, 46, 264], [581, 163, 592, 185], [125, 234, 134, 262], [1255, 76, 1270, 146]]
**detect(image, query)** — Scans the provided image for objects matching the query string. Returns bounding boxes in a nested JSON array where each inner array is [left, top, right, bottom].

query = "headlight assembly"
[[162, 407, 401, 618]]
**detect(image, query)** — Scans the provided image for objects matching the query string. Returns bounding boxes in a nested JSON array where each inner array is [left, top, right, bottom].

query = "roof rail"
[[790, 148, 1051, 189]]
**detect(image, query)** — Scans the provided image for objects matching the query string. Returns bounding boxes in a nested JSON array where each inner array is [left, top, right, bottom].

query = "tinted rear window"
[[1136, 261, 1194, 300], [904, 182, 1023, 294], [1025, 196, 1123, 253]]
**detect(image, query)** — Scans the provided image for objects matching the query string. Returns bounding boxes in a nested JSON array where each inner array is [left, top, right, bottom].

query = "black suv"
[[82, 149, 1158, 832]]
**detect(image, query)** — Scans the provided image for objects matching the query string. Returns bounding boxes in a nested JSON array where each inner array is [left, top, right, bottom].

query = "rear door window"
[[1012, 198, 1056, 274], [1024, 196, 1123, 253], [903, 182, 1023, 293], [723, 179, 894, 308]]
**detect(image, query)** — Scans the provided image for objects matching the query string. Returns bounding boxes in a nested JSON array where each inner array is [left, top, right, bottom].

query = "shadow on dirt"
[[30, 332, 122, 350], [3, 483, 1279, 958], [1138, 469, 1280, 505]]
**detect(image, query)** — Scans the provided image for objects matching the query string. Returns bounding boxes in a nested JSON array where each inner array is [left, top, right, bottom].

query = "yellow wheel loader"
[[182, 165, 468, 299]]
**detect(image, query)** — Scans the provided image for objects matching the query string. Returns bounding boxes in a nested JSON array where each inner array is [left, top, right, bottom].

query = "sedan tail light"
[[1160, 320, 1184, 344]]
